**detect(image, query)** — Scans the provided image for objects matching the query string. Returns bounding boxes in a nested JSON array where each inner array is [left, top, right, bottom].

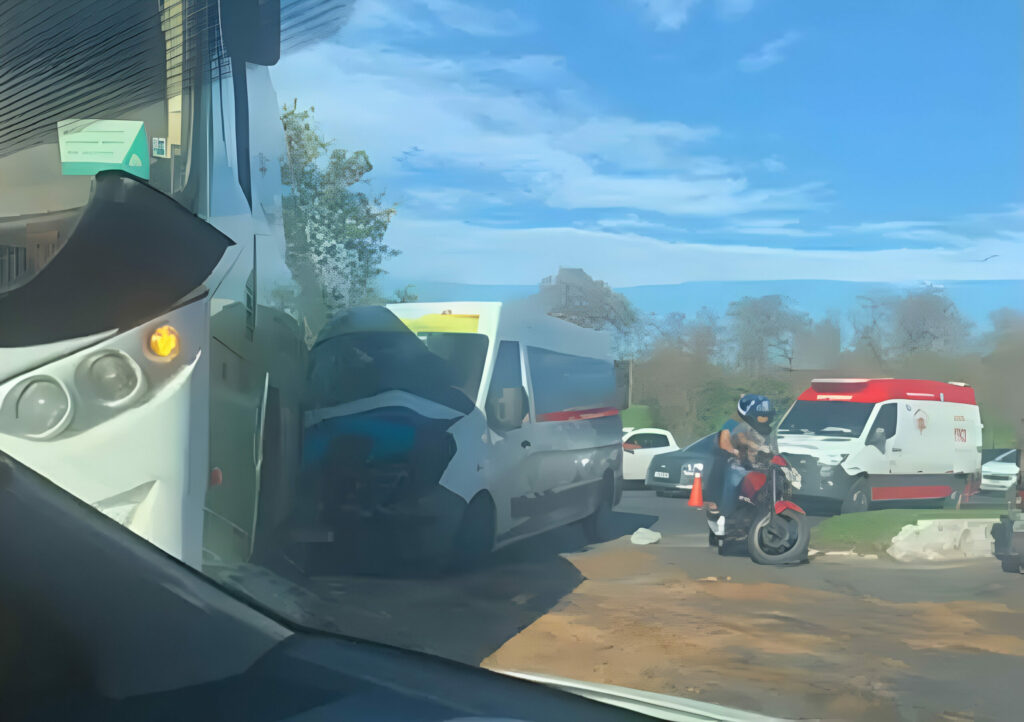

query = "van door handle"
[[892, 447, 902, 452], [521, 440, 532, 449]]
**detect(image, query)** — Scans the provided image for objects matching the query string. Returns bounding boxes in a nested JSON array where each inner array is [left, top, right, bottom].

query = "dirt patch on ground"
[[483, 544, 1024, 721]]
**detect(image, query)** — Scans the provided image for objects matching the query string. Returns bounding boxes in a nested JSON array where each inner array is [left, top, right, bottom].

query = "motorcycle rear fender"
[[774, 500, 805, 516]]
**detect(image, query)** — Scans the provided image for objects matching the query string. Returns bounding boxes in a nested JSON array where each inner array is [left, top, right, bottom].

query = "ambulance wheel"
[[841, 481, 870, 514], [943, 488, 963, 510]]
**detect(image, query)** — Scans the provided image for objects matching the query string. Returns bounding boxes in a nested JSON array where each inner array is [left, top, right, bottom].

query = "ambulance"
[[775, 379, 983, 512]]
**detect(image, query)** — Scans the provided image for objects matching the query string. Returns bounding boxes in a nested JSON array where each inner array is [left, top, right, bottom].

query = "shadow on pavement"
[[222, 509, 657, 667]]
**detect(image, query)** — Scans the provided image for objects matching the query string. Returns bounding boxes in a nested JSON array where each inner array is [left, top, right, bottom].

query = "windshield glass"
[[307, 330, 487, 409], [778, 401, 875, 438], [4, 2, 1024, 721], [0, 0, 210, 293]]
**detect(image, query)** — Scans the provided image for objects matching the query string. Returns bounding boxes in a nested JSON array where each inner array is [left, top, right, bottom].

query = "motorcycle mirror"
[[771, 454, 788, 467]]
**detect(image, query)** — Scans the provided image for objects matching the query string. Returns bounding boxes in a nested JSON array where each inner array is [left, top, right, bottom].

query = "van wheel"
[[583, 474, 616, 543], [451, 494, 495, 571], [841, 480, 870, 514], [1001, 555, 1022, 574]]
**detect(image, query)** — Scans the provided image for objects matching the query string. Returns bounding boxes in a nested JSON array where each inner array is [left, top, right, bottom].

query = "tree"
[[726, 295, 810, 374], [537, 268, 637, 332], [653, 307, 722, 364], [534, 268, 647, 356], [851, 287, 973, 360], [885, 287, 973, 356], [280, 100, 397, 334]]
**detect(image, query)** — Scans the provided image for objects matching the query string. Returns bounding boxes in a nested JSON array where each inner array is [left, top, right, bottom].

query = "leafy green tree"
[[280, 100, 397, 335], [726, 295, 810, 374]]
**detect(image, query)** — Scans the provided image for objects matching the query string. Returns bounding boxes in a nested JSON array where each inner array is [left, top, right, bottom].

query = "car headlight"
[[87, 352, 139, 403], [15, 378, 71, 436]]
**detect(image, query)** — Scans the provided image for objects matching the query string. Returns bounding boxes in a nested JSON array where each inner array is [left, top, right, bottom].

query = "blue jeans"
[[719, 461, 747, 516]]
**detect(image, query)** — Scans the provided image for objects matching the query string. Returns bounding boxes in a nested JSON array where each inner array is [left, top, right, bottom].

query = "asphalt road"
[[212, 490, 1023, 721]]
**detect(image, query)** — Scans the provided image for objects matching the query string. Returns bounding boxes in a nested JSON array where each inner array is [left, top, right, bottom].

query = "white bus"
[[299, 301, 625, 568], [0, 0, 322, 568]]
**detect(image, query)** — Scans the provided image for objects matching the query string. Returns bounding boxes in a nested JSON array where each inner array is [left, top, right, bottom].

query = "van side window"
[[485, 341, 527, 432], [526, 346, 616, 421], [874, 403, 897, 439]]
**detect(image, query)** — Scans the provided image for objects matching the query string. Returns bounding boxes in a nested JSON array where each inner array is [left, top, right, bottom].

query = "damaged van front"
[[297, 306, 490, 569]]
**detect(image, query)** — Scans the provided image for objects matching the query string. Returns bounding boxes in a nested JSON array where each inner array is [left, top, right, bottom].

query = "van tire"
[[451, 493, 495, 571], [841, 480, 870, 514], [1001, 555, 1022, 574], [583, 473, 616, 543]]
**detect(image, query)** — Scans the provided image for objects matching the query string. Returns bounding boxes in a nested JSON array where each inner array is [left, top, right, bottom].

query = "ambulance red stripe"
[[871, 485, 953, 501], [798, 378, 976, 405]]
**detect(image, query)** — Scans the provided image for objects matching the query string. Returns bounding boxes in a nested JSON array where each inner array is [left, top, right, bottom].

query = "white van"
[[776, 378, 983, 512], [298, 301, 624, 568]]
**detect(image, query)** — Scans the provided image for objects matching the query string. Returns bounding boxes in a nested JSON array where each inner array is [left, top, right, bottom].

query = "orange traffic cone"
[[688, 472, 704, 507]]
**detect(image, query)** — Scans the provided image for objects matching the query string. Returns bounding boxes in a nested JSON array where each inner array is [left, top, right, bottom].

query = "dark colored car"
[[645, 432, 720, 497]]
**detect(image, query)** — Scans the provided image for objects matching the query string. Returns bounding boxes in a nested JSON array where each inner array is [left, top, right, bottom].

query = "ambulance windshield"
[[778, 401, 876, 438]]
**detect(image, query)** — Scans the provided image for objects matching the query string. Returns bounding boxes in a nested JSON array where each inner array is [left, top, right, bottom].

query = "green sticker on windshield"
[[57, 119, 150, 180]]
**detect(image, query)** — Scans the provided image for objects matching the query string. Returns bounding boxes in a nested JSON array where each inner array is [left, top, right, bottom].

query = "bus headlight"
[[15, 378, 71, 436], [88, 352, 139, 402]]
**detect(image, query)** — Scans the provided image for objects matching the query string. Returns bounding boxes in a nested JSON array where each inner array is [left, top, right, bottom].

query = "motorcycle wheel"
[[747, 509, 809, 565]]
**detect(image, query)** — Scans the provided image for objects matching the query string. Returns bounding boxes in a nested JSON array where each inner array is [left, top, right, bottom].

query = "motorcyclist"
[[714, 394, 776, 517]]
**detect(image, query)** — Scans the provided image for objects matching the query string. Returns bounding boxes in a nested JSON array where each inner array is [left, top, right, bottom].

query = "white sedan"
[[622, 427, 679, 483], [980, 449, 1020, 497]]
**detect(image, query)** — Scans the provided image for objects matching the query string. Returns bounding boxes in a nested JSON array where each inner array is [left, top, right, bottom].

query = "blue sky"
[[270, 0, 1023, 287]]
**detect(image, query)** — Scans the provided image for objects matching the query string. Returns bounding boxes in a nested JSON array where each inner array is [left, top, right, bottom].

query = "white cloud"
[[348, 0, 529, 36], [587, 214, 680, 232], [738, 30, 801, 72], [717, 0, 755, 18], [402, 186, 511, 212], [761, 155, 786, 172], [832, 209, 1024, 249], [632, 0, 755, 30], [420, 0, 529, 36], [271, 43, 819, 217], [832, 220, 969, 246], [632, 0, 702, 30], [725, 217, 831, 237], [381, 215, 1024, 286]]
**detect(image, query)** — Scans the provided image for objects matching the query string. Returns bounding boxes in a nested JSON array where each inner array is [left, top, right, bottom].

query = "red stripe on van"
[[871, 485, 952, 501], [537, 407, 620, 422]]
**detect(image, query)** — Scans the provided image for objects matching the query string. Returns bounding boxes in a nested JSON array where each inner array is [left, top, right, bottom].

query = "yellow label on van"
[[400, 313, 479, 334]]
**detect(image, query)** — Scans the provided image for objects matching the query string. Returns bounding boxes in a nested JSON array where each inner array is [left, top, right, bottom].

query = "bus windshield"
[[0, 0, 210, 293]]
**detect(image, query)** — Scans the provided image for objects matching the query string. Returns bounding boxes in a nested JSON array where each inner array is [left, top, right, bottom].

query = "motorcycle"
[[706, 447, 810, 565]]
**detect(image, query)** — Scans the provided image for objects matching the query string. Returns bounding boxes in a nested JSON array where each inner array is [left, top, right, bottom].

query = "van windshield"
[[307, 331, 487, 413], [777, 401, 875, 438]]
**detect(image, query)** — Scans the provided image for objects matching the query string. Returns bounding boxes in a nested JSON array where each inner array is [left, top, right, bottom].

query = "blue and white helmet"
[[738, 394, 775, 423]]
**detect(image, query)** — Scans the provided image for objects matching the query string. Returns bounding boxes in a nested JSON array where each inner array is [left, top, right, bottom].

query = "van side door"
[[483, 341, 537, 542]]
